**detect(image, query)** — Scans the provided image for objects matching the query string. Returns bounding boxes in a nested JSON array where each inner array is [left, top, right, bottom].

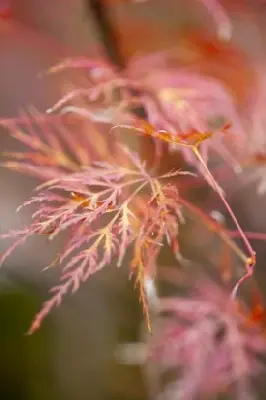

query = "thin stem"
[[87, 0, 125, 69], [228, 230, 266, 241], [178, 196, 248, 265], [192, 147, 256, 267]]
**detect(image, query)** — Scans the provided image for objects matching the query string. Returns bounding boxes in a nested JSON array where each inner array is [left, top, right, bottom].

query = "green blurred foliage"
[[0, 283, 58, 400]]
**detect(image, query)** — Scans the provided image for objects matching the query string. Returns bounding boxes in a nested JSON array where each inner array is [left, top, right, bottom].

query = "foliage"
[[2, 0, 266, 398]]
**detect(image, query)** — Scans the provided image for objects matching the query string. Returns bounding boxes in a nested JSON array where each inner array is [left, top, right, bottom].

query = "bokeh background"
[[1, 1, 266, 399]]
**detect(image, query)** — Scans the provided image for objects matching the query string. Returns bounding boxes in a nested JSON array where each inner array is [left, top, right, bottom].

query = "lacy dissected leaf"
[[1, 146, 190, 333], [0, 108, 111, 180], [151, 274, 266, 400], [44, 52, 245, 173]]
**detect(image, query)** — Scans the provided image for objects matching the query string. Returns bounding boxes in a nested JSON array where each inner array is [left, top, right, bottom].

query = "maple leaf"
[[44, 53, 245, 174], [0, 107, 111, 181], [0, 146, 191, 334], [151, 273, 266, 400]]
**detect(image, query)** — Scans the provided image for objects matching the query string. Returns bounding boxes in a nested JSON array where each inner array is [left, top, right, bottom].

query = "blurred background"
[[1, 1, 266, 399]]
